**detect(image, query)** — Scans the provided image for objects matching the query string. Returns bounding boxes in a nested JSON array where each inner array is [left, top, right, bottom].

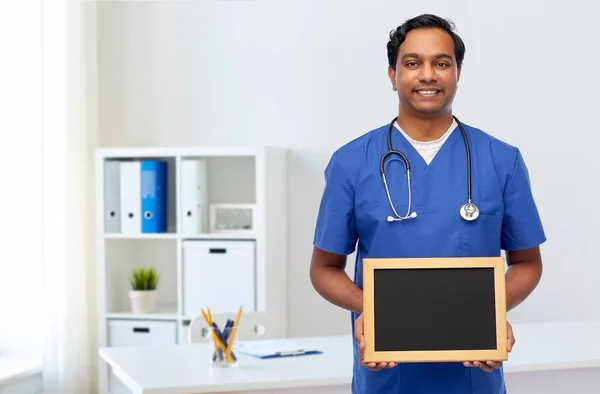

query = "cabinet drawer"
[[183, 240, 256, 316], [108, 319, 177, 347]]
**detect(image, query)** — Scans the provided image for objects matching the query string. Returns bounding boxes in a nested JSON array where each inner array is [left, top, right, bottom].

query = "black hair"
[[387, 14, 466, 70]]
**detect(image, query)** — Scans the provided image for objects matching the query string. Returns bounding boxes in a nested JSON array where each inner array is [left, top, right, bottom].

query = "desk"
[[99, 321, 600, 394]]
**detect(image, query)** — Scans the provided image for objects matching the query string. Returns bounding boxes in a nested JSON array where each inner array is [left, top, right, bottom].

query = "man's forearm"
[[310, 266, 363, 314], [505, 261, 543, 312]]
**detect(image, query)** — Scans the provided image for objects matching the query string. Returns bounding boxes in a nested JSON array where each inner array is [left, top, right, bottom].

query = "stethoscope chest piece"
[[460, 202, 479, 221]]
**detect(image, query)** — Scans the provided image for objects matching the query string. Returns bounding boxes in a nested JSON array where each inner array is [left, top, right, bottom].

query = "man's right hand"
[[354, 313, 397, 371]]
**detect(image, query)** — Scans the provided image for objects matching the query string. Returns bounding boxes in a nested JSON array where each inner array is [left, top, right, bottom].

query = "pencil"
[[225, 305, 243, 359], [201, 309, 226, 362], [206, 307, 223, 360]]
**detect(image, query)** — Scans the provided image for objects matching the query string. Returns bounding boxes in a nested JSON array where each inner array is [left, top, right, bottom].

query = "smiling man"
[[309, 14, 546, 394]]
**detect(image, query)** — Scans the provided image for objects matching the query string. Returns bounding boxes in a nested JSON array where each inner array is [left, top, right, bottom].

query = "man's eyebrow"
[[434, 53, 454, 61], [401, 53, 454, 61], [401, 53, 420, 61]]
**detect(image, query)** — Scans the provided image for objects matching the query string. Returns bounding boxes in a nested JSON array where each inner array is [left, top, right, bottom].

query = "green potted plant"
[[129, 266, 160, 314]]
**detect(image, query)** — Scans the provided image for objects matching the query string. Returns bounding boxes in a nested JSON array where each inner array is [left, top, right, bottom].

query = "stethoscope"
[[381, 115, 479, 222]]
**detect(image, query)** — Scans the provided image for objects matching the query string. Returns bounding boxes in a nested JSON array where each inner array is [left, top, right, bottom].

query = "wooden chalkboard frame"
[[362, 257, 507, 363]]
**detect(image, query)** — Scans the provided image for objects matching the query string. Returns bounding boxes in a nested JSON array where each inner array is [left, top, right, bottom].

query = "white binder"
[[120, 161, 141, 234], [180, 159, 208, 234], [103, 161, 121, 233]]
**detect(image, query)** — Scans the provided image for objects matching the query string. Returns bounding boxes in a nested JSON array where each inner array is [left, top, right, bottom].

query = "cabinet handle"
[[209, 248, 227, 254], [133, 327, 150, 333]]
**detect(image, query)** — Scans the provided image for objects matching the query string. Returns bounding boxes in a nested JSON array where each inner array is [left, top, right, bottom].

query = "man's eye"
[[438, 63, 450, 67], [405, 62, 417, 67]]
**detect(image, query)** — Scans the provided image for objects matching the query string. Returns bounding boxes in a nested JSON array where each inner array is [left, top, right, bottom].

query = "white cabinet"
[[183, 240, 256, 316], [108, 320, 177, 347]]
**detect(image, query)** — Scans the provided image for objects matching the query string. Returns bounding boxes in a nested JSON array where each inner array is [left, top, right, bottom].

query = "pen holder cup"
[[208, 326, 239, 367]]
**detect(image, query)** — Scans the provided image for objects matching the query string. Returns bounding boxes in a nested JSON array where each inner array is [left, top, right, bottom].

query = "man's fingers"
[[473, 361, 492, 372], [356, 335, 364, 349], [465, 361, 501, 372], [486, 361, 502, 369], [354, 324, 362, 343], [354, 315, 365, 348], [507, 336, 515, 352], [507, 321, 515, 352], [361, 360, 397, 371], [364, 361, 394, 371], [354, 327, 364, 348]]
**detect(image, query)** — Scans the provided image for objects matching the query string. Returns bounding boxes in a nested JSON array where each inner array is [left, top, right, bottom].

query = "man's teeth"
[[417, 90, 438, 95]]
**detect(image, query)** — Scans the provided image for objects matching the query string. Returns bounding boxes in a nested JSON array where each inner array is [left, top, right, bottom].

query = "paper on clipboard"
[[234, 339, 323, 359]]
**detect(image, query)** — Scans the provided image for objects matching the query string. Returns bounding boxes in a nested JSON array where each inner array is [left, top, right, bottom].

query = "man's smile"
[[414, 88, 443, 97]]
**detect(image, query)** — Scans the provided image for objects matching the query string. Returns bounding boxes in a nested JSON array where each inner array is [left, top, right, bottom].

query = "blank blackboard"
[[363, 257, 507, 363]]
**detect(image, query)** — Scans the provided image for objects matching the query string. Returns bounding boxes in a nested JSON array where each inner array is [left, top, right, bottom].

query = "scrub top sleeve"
[[501, 149, 547, 251], [313, 152, 358, 255]]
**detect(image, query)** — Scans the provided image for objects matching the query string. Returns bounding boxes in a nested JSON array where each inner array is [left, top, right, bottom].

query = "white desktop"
[[100, 320, 600, 394]]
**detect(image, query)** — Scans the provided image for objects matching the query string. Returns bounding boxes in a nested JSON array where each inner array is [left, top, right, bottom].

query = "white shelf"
[[105, 313, 179, 321], [104, 233, 178, 240], [106, 304, 179, 321], [96, 145, 262, 159], [104, 233, 257, 240], [180, 232, 256, 240], [95, 146, 288, 394], [104, 233, 256, 240]]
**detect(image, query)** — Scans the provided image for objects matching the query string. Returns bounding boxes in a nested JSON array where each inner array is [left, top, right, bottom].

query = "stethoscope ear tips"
[[387, 216, 394, 222], [409, 212, 417, 218]]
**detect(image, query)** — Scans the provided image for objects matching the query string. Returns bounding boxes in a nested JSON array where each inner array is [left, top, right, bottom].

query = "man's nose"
[[418, 63, 436, 82]]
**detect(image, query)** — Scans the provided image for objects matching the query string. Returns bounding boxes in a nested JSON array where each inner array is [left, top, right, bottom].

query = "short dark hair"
[[387, 14, 466, 70]]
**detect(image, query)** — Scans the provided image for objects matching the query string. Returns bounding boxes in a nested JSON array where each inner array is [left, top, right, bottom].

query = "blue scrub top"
[[313, 121, 546, 394]]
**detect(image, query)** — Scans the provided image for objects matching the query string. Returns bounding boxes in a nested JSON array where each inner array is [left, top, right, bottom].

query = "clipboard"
[[234, 339, 323, 359]]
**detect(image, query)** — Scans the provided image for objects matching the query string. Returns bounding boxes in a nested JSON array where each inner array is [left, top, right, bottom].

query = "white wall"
[[95, 0, 599, 337]]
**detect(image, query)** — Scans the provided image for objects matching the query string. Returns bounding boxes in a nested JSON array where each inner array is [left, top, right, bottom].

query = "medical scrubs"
[[313, 120, 546, 394]]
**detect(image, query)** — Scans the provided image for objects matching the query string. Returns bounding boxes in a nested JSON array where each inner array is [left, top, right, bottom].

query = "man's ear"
[[388, 66, 397, 91], [457, 66, 461, 82]]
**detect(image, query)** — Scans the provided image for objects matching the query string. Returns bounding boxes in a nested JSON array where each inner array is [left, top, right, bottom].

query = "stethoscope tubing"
[[381, 115, 476, 221]]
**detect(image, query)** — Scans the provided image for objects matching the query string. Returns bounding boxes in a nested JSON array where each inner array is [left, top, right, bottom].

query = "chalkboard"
[[362, 257, 507, 363]]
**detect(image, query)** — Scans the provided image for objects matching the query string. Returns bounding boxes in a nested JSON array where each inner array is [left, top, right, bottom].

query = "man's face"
[[388, 27, 460, 117]]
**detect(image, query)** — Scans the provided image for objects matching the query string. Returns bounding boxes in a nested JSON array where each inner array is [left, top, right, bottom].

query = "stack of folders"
[[104, 160, 168, 234]]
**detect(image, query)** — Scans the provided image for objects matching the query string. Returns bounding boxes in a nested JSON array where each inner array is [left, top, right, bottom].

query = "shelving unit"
[[95, 146, 287, 394]]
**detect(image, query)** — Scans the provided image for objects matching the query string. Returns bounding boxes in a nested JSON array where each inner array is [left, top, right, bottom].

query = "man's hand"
[[463, 320, 515, 372], [354, 313, 397, 371]]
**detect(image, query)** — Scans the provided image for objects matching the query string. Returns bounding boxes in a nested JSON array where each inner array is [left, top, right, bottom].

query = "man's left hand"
[[463, 320, 515, 372]]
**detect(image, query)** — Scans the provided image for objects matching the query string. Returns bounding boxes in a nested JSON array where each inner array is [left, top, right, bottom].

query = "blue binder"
[[141, 160, 168, 233]]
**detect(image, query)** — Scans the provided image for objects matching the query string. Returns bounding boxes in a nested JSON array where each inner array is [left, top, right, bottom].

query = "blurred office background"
[[0, 0, 597, 393]]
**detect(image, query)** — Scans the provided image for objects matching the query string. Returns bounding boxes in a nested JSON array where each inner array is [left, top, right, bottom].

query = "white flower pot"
[[129, 290, 157, 314]]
